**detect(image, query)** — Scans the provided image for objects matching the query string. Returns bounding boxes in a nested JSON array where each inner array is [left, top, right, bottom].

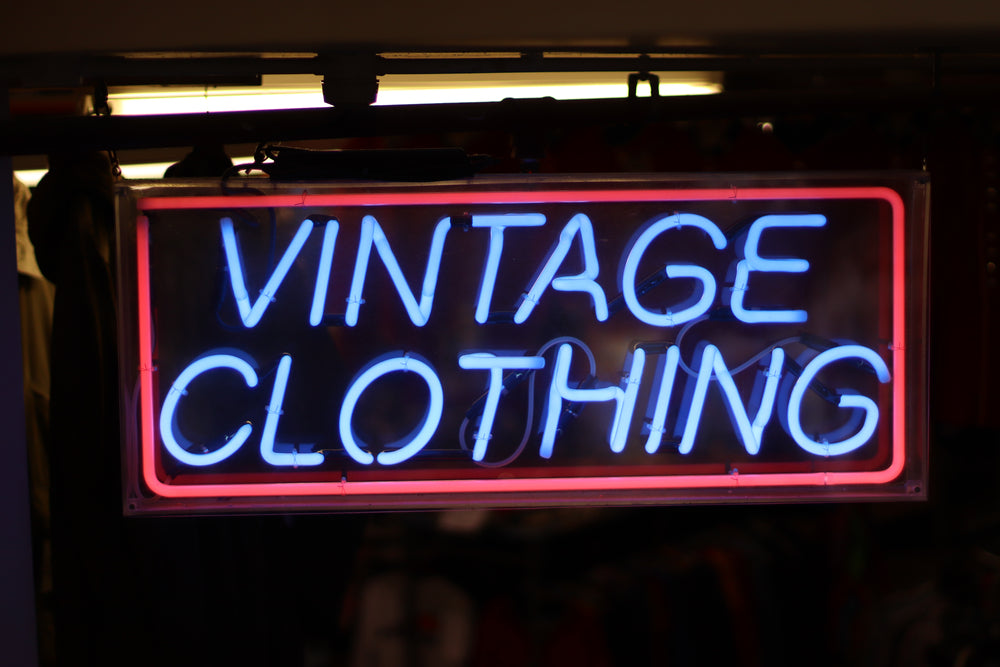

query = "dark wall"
[[4, 0, 1000, 55]]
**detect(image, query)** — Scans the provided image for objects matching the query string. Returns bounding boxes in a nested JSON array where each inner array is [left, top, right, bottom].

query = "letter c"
[[159, 353, 259, 466]]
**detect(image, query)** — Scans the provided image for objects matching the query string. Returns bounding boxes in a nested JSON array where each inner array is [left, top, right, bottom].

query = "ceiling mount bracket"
[[320, 53, 382, 108], [628, 56, 660, 98]]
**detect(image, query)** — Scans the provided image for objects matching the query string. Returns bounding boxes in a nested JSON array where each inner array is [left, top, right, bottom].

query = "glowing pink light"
[[136, 186, 907, 500]]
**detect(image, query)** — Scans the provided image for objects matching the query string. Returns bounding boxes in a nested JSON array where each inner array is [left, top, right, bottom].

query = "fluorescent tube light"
[[107, 72, 722, 116], [13, 72, 721, 185], [14, 159, 263, 187]]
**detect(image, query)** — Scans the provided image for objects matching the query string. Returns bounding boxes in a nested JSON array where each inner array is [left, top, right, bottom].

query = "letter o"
[[339, 353, 444, 465]]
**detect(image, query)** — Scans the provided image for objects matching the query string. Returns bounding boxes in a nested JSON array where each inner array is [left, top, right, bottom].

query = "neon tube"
[[338, 353, 444, 465], [472, 214, 547, 324], [221, 216, 315, 328], [346, 216, 450, 327], [787, 344, 891, 456], [676, 345, 783, 455], [514, 214, 608, 324], [676, 345, 716, 454], [622, 213, 726, 326], [136, 186, 909, 499], [458, 352, 546, 461], [750, 348, 785, 449], [731, 214, 826, 324], [614, 348, 646, 453], [309, 220, 340, 326], [259, 355, 324, 467], [159, 353, 258, 466], [540, 343, 634, 458], [711, 346, 784, 455], [644, 345, 681, 454]]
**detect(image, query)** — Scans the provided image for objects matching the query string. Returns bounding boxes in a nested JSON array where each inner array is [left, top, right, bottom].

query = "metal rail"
[[4, 84, 999, 156], [1, 49, 994, 88]]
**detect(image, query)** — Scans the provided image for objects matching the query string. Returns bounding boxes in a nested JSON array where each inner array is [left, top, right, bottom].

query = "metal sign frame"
[[116, 173, 928, 514]]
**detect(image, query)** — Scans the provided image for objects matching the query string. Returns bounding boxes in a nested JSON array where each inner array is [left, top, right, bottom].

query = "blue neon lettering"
[[675, 344, 783, 455], [675, 345, 718, 454], [472, 214, 546, 324], [514, 214, 608, 324], [747, 348, 785, 451], [539, 343, 643, 458], [458, 352, 546, 461], [643, 345, 681, 454], [221, 217, 315, 328], [260, 355, 324, 467], [787, 344, 891, 456], [615, 348, 647, 453], [622, 213, 726, 326], [345, 216, 451, 327], [190, 207, 892, 470], [309, 220, 341, 326], [338, 353, 444, 465], [730, 214, 826, 324], [160, 353, 258, 466]]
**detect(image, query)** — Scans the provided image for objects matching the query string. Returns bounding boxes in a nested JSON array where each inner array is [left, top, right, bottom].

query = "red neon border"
[[136, 186, 907, 499]]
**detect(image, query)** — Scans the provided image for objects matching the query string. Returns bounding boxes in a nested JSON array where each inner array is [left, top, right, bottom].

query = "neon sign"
[[117, 175, 928, 513]]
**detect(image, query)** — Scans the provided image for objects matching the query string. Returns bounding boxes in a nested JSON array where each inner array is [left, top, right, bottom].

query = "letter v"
[[221, 216, 315, 328]]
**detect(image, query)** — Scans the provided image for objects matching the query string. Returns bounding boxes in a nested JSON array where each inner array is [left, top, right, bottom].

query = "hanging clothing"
[[15, 174, 56, 665], [28, 151, 125, 666], [28, 153, 305, 667], [14, 174, 54, 529]]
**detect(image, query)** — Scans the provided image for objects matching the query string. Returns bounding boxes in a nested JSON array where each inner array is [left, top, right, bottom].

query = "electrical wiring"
[[673, 314, 802, 378]]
